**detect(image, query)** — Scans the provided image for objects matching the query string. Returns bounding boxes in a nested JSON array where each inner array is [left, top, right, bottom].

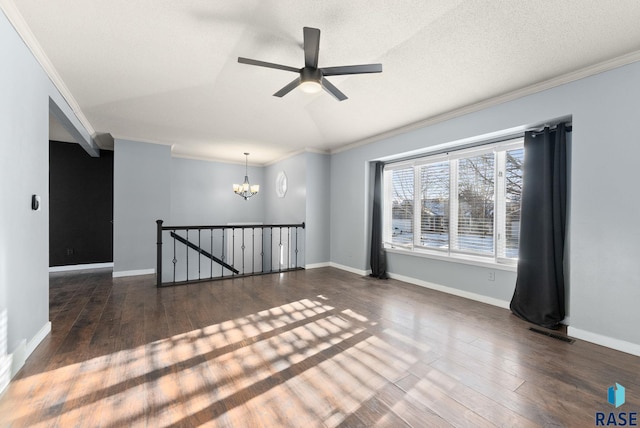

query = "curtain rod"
[[381, 120, 572, 166], [529, 121, 572, 135]]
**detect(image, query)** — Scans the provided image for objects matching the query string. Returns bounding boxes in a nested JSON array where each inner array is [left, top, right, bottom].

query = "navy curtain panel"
[[370, 161, 388, 279], [510, 123, 569, 329]]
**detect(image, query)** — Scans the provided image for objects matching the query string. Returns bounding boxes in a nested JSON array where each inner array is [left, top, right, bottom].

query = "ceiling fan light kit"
[[238, 27, 382, 101], [299, 80, 322, 94], [299, 67, 322, 93]]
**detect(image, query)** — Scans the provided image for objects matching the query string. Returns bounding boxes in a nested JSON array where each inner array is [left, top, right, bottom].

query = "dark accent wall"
[[49, 141, 113, 266]]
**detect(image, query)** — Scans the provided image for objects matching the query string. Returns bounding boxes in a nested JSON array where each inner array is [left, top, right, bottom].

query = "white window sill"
[[385, 246, 517, 272]]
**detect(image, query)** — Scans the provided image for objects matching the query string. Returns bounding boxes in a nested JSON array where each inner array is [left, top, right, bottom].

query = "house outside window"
[[383, 138, 524, 266]]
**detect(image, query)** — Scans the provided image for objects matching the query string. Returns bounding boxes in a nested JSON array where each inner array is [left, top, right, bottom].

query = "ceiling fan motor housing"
[[301, 67, 322, 84]]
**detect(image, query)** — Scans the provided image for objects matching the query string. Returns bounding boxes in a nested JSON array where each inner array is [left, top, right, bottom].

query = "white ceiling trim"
[[171, 147, 329, 167], [333, 49, 640, 155], [0, 0, 96, 136], [171, 153, 263, 167], [263, 148, 330, 167]]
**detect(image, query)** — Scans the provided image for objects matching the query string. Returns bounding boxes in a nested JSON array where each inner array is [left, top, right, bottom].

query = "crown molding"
[[170, 153, 252, 166], [172, 147, 329, 166], [0, 0, 96, 136], [332, 50, 640, 155], [263, 149, 307, 166], [263, 148, 329, 166]]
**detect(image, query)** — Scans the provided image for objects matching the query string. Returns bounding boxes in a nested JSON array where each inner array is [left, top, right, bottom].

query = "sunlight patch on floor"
[[0, 295, 430, 426]]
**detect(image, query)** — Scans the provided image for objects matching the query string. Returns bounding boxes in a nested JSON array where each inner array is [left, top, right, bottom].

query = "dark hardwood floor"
[[1, 267, 639, 427]]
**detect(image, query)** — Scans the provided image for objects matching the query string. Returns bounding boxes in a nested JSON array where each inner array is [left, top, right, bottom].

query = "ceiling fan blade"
[[320, 63, 383, 76], [303, 27, 320, 69], [273, 77, 301, 97], [238, 57, 299, 73], [321, 78, 347, 101]]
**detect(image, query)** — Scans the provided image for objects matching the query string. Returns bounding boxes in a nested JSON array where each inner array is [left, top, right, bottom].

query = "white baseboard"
[[329, 262, 370, 276], [9, 321, 51, 378], [387, 272, 511, 309], [328, 267, 639, 358], [112, 268, 155, 278], [27, 322, 51, 357], [10, 340, 27, 378], [305, 262, 330, 269], [568, 327, 640, 357], [49, 262, 113, 272], [0, 354, 11, 396]]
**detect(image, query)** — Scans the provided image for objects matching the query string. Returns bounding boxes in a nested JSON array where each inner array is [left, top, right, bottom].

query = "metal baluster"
[[232, 227, 235, 276], [198, 229, 201, 280], [221, 229, 225, 278], [286, 227, 290, 269], [186, 230, 189, 282], [261, 227, 265, 273], [279, 227, 283, 272], [241, 227, 245, 275], [294, 226, 299, 268], [210, 228, 213, 279], [156, 220, 163, 287], [172, 229, 177, 284], [269, 226, 273, 272]]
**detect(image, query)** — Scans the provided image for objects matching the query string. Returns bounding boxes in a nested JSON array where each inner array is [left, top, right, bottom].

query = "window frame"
[[383, 137, 524, 268]]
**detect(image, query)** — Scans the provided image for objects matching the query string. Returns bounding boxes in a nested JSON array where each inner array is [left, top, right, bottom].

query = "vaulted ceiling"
[[6, 1, 640, 164]]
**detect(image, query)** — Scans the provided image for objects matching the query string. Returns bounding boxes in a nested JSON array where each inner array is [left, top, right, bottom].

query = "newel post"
[[156, 219, 163, 287]]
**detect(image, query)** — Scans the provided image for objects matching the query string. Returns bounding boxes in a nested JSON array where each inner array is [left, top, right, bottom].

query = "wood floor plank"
[[1, 267, 640, 427], [397, 374, 496, 427], [375, 382, 453, 428], [337, 395, 411, 428]]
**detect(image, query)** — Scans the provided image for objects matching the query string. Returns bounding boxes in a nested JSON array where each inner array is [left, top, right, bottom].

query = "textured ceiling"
[[8, 0, 640, 164]]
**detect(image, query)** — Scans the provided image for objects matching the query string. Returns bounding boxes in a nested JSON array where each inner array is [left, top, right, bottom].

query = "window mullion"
[[496, 151, 506, 260], [413, 165, 420, 248], [497, 154, 503, 260], [449, 159, 459, 254]]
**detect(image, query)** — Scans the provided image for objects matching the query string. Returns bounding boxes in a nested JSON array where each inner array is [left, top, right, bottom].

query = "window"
[[384, 138, 524, 265], [419, 161, 449, 249], [390, 167, 414, 246]]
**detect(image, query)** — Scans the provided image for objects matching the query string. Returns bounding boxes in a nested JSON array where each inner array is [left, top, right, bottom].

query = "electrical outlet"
[[488, 271, 495, 281]]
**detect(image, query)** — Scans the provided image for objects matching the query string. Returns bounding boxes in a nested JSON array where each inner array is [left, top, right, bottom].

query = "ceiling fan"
[[238, 27, 382, 101]]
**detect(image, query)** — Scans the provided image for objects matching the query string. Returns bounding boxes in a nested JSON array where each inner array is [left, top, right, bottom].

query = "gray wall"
[[330, 154, 370, 269], [113, 139, 171, 274], [0, 11, 97, 358], [263, 152, 331, 266], [305, 153, 331, 266], [153, 151, 330, 272], [330, 60, 640, 350], [114, 153, 267, 281], [111, 142, 328, 281], [264, 153, 306, 224], [171, 157, 265, 225]]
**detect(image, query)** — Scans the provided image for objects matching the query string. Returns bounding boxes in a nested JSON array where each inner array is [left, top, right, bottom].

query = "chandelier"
[[233, 152, 259, 200]]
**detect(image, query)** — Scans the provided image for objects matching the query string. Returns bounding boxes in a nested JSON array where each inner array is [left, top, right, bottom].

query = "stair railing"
[[156, 220, 305, 287]]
